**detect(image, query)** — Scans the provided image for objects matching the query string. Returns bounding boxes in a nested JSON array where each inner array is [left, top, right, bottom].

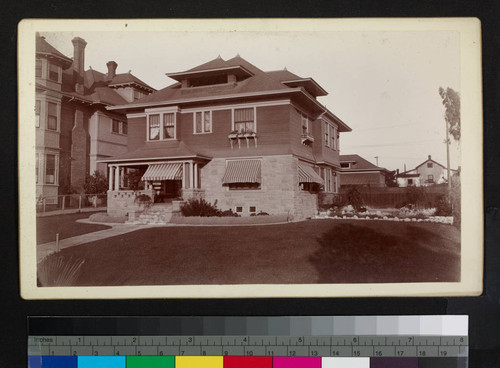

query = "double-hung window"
[[45, 154, 56, 184], [149, 114, 161, 140], [324, 122, 330, 147], [47, 102, 58, 131], [148, 113, 176, 141], [301, 114, 310, 135], [163, 113, 175, 139], [194, 111, 211, 134], [112, 119, 127, 135], [35, 60, 42, 78], [234, 108, 255, 133], [35, 100, 41, 128], [35, 153, 39, 183], [49, 63, 59, 82]]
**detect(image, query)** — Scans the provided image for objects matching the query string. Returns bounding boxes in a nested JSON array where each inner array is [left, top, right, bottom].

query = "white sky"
[[41, 30, 460, 172]]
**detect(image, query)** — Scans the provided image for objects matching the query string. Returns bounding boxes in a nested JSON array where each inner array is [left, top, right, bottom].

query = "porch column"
[[181, 162, 186, 189], [194, 163, 198, 189], [109, 166, 114, 190], [114, 165, 120, 191], [189, 161, 194, 188]]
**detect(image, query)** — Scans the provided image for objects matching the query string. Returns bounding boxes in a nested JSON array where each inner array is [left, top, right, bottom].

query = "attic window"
[[340, 163, 350, 169], [427, 162, 433, 168], [188, 74, 227, 87]]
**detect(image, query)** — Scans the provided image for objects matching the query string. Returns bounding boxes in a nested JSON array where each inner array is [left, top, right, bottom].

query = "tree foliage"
[[83, 170, 108, 194], [439, 87, 461, 141]]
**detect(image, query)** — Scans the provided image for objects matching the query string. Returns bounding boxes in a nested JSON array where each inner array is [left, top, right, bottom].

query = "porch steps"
[[131, 203, 175, 225]]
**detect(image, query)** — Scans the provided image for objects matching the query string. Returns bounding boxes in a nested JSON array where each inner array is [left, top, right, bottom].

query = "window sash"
[[36, 60, 42, 78], [163, 113, 175, 139], [324, 122, 329, 146], [47, 102, 58, 130], [122, 122, 127, 134], [35, 153, 39, 183], [35, 100, 41, 128], [112, 119, 120, 133], [195, 111, 211, 133], [45, 154, 56, 184], [149, 114, 160, 140], [234, 108, 255, 133], [49, 64, 59, 82]]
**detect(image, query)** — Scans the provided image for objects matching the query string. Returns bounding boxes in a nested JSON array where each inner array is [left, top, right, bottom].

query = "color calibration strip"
[[28, 355, 468, 368], [28, 316, 468, 368]]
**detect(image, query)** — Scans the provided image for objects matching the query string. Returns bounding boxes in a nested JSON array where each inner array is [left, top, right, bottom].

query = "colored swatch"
[[176, 356, 224, 368], [370, 357, 418, 368], [127, 356, 175, 368], [273, 356, 321, 368], [28, 356, 77, 368], [322, 357, 370, 368], [224, 356, 273, 368], [77, 356, 125, 368]]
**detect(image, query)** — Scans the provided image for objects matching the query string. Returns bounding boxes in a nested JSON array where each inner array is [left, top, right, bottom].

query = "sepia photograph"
[[18, 19, 483, 298]]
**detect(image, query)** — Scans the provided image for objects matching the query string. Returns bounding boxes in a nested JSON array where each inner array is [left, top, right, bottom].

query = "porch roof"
[[98, 142, 212, 163]]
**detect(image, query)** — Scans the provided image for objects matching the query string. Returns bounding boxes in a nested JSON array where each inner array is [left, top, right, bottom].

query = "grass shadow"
[[310, 223, 460, 283]]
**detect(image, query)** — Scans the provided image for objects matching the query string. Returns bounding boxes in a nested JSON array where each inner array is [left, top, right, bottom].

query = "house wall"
[[313, 119, 340, 167], [89, 111, 128, 174], [416, 162, 446, 185], [128, 116, 147, 151], [201, 154, 318, 220]]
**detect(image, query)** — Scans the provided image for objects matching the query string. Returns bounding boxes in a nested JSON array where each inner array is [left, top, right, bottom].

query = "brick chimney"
[[71, 37, 87, 94], [107, 61, 118, 80], [428, 155, 431, 160]]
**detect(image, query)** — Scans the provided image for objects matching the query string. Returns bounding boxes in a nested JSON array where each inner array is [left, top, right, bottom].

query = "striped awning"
[[298, 162, 324, 184], [141, 163, 183, 181], [222, 160, 261, 184]]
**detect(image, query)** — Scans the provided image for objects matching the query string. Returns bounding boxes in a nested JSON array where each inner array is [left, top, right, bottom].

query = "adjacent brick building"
[[102, 56, 352, 219], [35, 34, 155, 202]]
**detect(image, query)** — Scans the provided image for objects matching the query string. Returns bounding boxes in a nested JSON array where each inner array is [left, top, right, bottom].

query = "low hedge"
[[170, 214, 289, 225]]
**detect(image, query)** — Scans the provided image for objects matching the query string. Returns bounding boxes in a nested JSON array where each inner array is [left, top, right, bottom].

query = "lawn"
[[37, 212, 111, 244], [38, 220, 460, 286]]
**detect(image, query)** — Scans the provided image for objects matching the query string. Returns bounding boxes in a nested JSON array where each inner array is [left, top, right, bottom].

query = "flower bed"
[[314, 212, 453, 225], [170, 213, 289, 225]]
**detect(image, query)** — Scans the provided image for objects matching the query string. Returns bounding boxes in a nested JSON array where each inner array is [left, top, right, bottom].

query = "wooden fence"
[[321, 185, 448, 209]]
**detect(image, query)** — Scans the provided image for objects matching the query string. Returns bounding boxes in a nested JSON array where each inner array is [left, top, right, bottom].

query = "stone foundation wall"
[[107, 189, 154, 217], [295, 191, 319, 219], [201, 155, 318, 220]]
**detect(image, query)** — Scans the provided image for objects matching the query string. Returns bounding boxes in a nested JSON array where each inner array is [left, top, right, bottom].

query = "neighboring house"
[[35, 34, 155, 202], [339, 154, 390, 188], [102, 56, 352, 219], [396, 155, 451, 187]]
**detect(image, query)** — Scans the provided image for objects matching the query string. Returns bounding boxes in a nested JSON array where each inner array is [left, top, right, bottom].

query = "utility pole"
[[374, 156, 379, 166]]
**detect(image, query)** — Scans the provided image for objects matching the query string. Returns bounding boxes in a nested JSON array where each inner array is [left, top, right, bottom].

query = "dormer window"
[[340, 163, 350, 169]]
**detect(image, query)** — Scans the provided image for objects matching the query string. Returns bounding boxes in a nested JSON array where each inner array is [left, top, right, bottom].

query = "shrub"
[[83, 171, 108, 194], [125, 169, 146, 190], [181, 198, 221, 217], [346, 187, 364, 211], [134, 194, 152, 209], [219, 209, 240, 217], [435, 195, 452, 216]]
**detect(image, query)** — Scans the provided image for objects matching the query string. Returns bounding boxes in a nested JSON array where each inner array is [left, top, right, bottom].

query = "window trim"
[[48, 63, 60, 83], [231, 106, 257, 134], [193, 110, 213, 134], [35, 100, 41, 128], [324, 120, 338, 150]]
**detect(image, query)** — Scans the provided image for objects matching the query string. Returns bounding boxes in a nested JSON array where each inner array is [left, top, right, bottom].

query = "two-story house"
[[35, 34, 155, 203], [102, 56, 351, 219], [396, 155, 452, 187]]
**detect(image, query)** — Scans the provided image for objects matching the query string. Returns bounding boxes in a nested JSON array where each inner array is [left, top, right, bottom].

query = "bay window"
[[35, 100, 40, 128]]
